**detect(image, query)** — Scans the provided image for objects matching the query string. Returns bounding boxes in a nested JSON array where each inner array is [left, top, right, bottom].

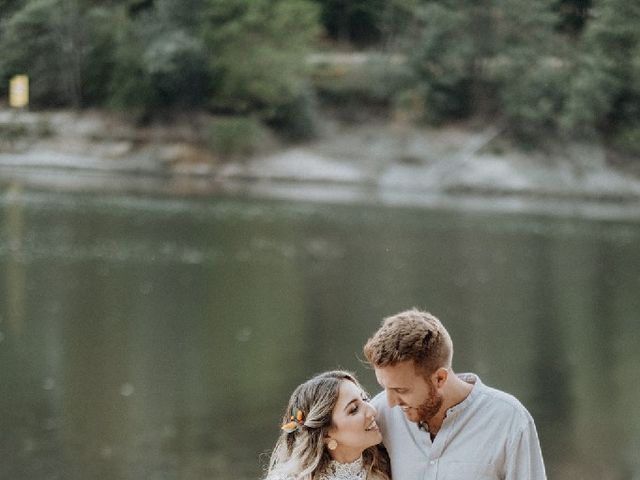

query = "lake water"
[[1, 181, 639, 480]]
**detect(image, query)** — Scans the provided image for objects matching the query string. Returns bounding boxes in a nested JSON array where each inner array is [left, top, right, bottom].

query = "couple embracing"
[[263, 309, 547, 480]]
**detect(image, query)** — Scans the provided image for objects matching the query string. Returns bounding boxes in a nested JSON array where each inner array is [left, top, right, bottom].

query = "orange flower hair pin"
[[281, 408, 305, 433]]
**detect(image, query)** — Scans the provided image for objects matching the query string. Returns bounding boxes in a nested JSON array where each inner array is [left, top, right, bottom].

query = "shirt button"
[[429, 460, 436, 465]]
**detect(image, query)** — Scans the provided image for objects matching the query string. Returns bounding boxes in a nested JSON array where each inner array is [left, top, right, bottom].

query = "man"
[[363, 308, 546, 480]]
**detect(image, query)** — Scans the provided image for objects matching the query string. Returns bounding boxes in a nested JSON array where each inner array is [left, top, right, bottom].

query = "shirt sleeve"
[[504, 418, 547, 480]]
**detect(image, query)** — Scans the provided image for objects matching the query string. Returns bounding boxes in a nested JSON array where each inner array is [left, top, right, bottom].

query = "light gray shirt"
[[372, 373, 546, 480]]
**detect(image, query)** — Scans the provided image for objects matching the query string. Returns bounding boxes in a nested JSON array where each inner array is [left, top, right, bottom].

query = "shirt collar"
[[446, 372, 483, 416]]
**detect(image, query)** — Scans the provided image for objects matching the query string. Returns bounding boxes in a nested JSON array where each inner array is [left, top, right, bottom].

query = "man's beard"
[[416, 381, 443, 422]]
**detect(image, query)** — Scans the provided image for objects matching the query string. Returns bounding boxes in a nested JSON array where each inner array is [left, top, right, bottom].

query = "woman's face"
[[326, 380, 382, 462]]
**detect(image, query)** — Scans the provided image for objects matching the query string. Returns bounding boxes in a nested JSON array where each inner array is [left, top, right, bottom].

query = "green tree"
[[107, 1, 210, 115], [201, 0, 321, 136], [491, 0, 568, 139], [80, 6, 120, 105], [0, 0, 82, 106], [406, 0, 568, 140], [408, 0, 495, 121], [562, 0, 640, 146], [0, 0, 123, 107]]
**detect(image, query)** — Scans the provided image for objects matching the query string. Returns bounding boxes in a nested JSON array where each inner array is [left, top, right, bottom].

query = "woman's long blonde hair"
[[264, 370, 390, 480]]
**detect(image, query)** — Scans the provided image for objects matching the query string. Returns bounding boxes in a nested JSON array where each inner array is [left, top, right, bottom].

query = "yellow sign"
[[9, 75, 29, 108]]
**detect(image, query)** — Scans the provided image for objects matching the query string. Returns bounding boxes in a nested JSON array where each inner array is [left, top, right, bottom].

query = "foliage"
[[406, 0, 570, 140], [207, 116, 270, 157], [314, 0, 383, 45], [0, 122, 29, 140], [267, 87, 320, 141], [490, 0, 568, 138], [562, 1, 640, 147], [0, 0, 317, 122], [107, 4, 210, 116], [408, 2, 483, 122], [312, 0, 421, 47], [611, 124, 640, 156], [0, 0, 638, 151], [0, 0, 25, 16], [498, 59, 570, 141], [0, 116, 53, 152], [0, 0, 82, 106], [80, 7, 120, 105], [554, 0, 592, 34], [201, 0, 320, 119], [197, 0, 321, 140], [312, 55, 415, 116]]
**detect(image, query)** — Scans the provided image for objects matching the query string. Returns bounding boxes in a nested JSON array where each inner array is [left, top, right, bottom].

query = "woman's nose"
[[366, 401, 378, 417]]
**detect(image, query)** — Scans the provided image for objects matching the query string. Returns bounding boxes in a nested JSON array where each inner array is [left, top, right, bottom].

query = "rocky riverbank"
[[1, 109, 639, 218]]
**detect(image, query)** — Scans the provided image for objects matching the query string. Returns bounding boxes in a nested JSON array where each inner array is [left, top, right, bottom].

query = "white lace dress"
[[316, 456, 367, 480]]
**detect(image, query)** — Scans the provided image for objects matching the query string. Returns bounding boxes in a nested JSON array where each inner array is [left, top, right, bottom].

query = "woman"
[[264, 370, 390, 480]]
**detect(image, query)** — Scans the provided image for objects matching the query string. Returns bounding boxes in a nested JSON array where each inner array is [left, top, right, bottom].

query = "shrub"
[[497, 57, 570, 141], [312, 54, 415, 116], [611, 124, 640, 156], [267, 87, 320, 141], [207, 116, 270, 157]]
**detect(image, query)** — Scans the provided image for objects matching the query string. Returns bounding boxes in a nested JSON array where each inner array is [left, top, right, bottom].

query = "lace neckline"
[[318, 456, 366, 480]]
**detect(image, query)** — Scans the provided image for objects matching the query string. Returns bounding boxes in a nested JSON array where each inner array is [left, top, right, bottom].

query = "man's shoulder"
[[477, 381, 535, 426], [371, 391, 390, 417], [371, 391, 386, 407]]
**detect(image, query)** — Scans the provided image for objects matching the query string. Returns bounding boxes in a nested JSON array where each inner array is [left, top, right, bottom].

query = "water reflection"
[[4, 183, 26, 338], [1, 187, 639, 480]]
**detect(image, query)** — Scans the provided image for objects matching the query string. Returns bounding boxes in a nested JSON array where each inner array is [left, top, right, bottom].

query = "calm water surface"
[[1, 184, 639, 480]]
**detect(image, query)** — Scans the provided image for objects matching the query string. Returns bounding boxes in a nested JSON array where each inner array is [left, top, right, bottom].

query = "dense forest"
[[1, 0, 639, 152]]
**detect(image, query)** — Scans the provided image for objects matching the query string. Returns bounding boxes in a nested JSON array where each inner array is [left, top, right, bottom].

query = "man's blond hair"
[[363, 309, 453, 377]]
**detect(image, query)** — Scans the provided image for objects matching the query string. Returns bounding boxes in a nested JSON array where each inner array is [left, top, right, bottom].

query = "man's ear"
[[433, 367, 448, 388]]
